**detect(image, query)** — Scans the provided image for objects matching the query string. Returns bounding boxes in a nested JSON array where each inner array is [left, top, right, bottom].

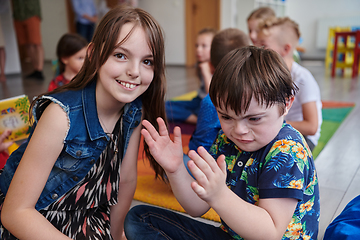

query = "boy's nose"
[[234, 121, 249, 135]]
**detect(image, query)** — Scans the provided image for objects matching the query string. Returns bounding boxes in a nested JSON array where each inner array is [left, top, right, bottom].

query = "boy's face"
[[217, 97, 289, 152], [258, 28, 285, 57], [195, 33, 213, 63]]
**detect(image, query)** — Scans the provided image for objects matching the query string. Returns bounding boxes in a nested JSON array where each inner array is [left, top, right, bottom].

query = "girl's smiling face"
[[217, 97, 292, 152], [96, 22, 154, 110]]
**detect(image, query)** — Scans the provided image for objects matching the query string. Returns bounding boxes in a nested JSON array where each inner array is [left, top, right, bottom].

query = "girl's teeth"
[[120, 81, 136, 89]]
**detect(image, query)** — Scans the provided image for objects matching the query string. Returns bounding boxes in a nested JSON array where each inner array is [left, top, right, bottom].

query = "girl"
[[165, 28, 217, 124], [48, 33, 88, 91], [0, 5, 166, 240], [247, 7, 276, 47]]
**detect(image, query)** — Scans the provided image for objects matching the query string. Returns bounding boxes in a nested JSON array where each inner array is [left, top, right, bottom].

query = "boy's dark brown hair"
[[210, 28, 251, 68], [209, 46, 298, 115]]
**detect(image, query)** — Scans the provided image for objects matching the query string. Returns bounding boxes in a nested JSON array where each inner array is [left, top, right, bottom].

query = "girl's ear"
[[61, 57, 69, 65], [283, 96, 294, 116]]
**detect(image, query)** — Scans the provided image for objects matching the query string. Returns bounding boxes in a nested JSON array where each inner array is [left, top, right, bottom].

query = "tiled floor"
[[1, 60, 360, 239]]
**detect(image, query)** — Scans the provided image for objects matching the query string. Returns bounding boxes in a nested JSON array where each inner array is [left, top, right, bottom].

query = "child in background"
[[247, 6, 275, 47], [124, 46, 320, 240], [166, 27, 217, 124], [0, 5, 167, 239], [184, 28, 251, 172], [47, 33, 88, 91], [258, 17, 322, 151]]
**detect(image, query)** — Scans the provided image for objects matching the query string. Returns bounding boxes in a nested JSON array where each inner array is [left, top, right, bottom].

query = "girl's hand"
[[141, 118, 184, 173], [188, 147, 228, 205]]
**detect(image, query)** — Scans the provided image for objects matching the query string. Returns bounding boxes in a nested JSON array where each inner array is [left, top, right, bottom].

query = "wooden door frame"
[[185, 0, 220, 67]]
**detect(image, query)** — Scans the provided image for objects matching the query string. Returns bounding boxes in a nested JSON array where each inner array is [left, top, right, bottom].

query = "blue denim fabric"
[[124, 205, 231, 240], [0, 80, 142, 210], [165, 96, 202, 123]]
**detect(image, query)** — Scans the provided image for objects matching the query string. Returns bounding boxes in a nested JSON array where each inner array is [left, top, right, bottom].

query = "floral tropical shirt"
[[209, 123, 320, 240]]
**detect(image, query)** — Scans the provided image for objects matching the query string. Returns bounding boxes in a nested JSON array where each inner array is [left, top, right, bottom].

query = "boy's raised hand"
[[141, 118, 184, 173], [187, 147, 228, 205]]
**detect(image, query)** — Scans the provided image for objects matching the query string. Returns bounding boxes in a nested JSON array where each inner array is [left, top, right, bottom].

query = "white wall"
[[286, 0, 360, 59], [139, 0, 185, 65], [16, 0, 360, 65], [0, 0, 21, 74], [40, 0, 68, 61]]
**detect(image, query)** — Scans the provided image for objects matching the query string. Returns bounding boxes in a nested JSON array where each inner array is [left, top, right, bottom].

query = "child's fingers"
[[196, 147, 220, 173], [142, 119, 160, 141], [156, 117, 169, 136], [217, 155, 227, 176], [0, 130, 11, 143], [172, 126, 182, 145]]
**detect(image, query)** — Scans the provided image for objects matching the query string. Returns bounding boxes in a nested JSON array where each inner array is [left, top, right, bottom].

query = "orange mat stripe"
[[135, 134, 221, 222]]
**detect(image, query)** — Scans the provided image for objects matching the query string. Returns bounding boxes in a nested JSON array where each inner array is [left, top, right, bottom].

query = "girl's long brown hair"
[[30, 5, 167, 180]]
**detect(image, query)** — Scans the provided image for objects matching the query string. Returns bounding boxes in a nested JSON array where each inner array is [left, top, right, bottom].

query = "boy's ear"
[[283, 96, 294, 116], [283, 43, 292, 57]]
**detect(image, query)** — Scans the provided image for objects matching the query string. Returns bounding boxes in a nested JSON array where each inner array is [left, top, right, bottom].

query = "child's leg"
[[124, 205, 229, 240], [165, 96, 202, 123]]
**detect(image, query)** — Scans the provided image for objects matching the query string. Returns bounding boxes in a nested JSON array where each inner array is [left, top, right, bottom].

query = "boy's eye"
[[114, 53, 126, 59], [143, 59, 153, 66], [221, 115, 231, 120], [249, 117, 261, 122]]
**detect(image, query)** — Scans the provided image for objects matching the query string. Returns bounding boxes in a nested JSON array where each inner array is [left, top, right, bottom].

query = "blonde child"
[[247, 6, 275, 47], [258, 17, 322, 150], [0, 5, 166, 239], [124, 46, 320, 240], [166, 27, 217, 124], [48, 33, 88, 91]]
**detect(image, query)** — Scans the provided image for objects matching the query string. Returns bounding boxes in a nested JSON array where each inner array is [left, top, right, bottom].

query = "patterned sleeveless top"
[[0, 117, 123, 240]]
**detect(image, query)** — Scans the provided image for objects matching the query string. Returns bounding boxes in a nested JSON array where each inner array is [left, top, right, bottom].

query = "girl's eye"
[[143, 59, 153, 66], [114, 53, 126, 59]]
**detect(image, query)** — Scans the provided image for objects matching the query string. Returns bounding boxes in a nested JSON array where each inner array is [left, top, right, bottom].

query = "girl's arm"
[[110, 124, 141, 240], [189, 147, 298, 240], [141, 118, 210, 216], [1, 103, 72, 240]]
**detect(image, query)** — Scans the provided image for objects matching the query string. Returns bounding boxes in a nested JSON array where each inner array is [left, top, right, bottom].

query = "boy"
[[166, 28, 217, 124], [258, 17, 322, 151], [188, 28, 251, 153], [124, 46, 320, 240]]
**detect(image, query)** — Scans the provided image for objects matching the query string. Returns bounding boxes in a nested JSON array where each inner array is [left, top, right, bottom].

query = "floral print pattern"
[[210, 123, 320, 240]]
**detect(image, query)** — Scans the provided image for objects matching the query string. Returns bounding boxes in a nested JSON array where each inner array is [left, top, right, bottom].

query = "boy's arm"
[[141, 118, 211, 216], [110, 124, 141, 240], [286, 101, 318, 136], [189, 147, 298, 240]]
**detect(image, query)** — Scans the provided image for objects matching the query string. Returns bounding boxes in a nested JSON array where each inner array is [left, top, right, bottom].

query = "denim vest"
[[0, 81, 142, 210]]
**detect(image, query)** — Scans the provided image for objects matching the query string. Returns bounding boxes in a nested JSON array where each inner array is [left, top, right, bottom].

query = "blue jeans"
[[124, 205, 232, 240], [76, 22, 95, 42]]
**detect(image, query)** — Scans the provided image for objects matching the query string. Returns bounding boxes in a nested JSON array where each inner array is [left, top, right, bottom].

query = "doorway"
[[185, 0, 220, 67]]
